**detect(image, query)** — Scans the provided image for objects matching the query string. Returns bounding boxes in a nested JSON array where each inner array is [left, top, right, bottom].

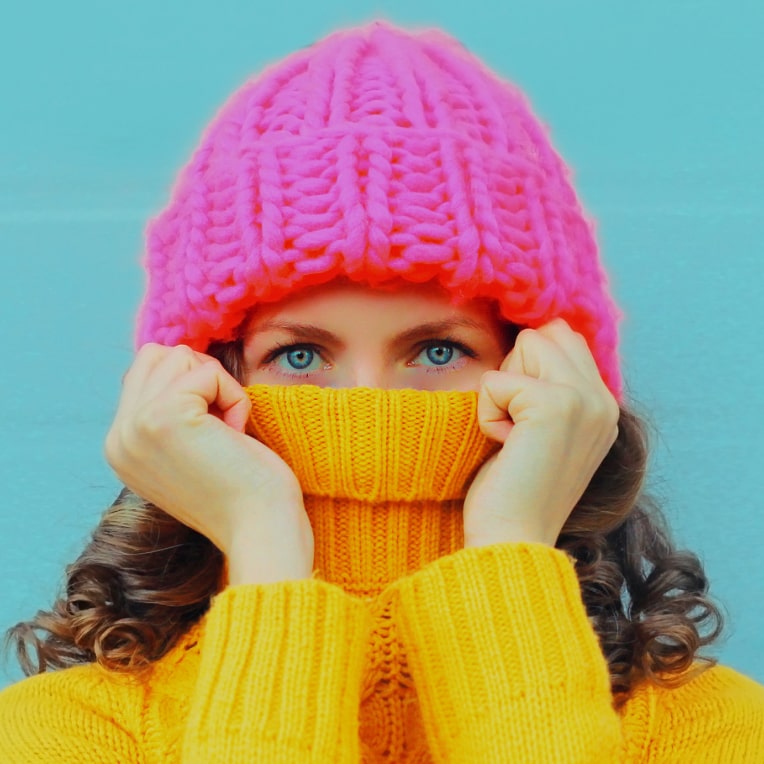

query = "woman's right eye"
[[269, 344, 325, 375]]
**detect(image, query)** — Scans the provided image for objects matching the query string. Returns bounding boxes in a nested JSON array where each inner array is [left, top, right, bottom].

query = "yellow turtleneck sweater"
[[1, 386, 762, 762]]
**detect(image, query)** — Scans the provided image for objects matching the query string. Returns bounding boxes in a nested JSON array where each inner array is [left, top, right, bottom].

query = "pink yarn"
[[137, 21, 624, 400]]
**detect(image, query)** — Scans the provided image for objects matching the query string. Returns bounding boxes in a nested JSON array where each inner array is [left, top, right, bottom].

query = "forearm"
[[393, 543, 622, 762], [183, 579, 371, 763]]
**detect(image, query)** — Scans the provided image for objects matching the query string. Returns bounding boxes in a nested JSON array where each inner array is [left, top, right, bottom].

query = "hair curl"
[[5, 339, 723, 706]]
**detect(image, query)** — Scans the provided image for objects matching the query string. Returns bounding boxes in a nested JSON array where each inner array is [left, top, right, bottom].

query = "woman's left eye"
[[413, 341, 474, 368]]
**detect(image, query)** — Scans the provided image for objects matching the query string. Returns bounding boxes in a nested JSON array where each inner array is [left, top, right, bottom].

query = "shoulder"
[[0, 664, 146, 758], [649, 663, 764, 712], [0, 627, 203, 762], [621, 663, 764, 760]]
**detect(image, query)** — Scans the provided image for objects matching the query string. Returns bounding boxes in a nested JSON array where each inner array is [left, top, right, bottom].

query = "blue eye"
[[282, 347, 316, 370], [414, 340, 474, 369], [425, 345, 454, 365], [262, 342, 329, 379]]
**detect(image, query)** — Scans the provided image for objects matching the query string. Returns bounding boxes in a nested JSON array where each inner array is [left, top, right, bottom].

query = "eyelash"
[[413, 337, 477, 373], [261, 337, 477, 376], [262, 341, 312, 364], [261, 342, 324, 378]]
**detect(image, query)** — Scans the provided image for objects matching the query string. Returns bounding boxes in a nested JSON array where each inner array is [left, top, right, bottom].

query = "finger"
[[213, 380, 251, 433], [499, 322, 599, 391], [123, 346, 218, 413], [532, 319, 605, 387], [171, 361, 251, 433], [119, 343, 176, 410], [476, 369, 529, 443], [499, 327, 580, 382]]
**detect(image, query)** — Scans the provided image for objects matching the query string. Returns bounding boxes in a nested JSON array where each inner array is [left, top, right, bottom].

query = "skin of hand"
[[463, 318, 620, 548], [104, 343, 314, 586]]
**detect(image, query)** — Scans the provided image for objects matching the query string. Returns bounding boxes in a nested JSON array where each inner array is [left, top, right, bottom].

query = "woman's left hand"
[[463, 318, 620, 548]]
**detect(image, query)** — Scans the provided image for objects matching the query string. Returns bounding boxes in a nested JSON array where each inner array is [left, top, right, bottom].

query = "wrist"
[[227, 524, 314, 584], [227, 554, 313, 586], [224, 500, 315, 586], [463, 522, 557, 549]]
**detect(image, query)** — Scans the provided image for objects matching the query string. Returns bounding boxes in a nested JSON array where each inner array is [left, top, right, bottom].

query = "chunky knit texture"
[[1, 386, 762, 762], [136, 21, 624, 400]]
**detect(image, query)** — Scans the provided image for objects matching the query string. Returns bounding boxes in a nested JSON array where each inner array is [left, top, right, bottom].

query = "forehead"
[[243, 281, 505, 335]]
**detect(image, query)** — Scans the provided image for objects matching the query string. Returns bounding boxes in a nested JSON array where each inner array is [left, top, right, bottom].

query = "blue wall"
[[1, 0, 762, 687]]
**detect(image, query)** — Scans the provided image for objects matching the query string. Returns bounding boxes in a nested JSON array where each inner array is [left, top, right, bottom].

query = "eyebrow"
[[389, 318, 489, 344], [251, 317, 490, 347]]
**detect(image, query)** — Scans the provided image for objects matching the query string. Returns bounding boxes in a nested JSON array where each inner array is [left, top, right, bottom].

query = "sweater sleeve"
[[390, 542, 623, 762], [182, 578, 370, 762], [641, 664, 764, 762], [0, 578, 371, 764]]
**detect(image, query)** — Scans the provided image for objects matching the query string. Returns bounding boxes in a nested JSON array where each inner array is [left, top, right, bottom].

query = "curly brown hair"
[[5, 339, 724, 707]]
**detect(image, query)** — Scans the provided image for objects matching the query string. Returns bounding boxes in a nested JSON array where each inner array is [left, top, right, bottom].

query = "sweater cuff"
[[392, 543, 617, 758], [185, 579, 371, 762]]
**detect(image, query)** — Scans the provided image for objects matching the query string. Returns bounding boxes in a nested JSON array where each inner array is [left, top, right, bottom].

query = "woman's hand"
[[463, 319, 619, 548], [105, 343, 314, 585]]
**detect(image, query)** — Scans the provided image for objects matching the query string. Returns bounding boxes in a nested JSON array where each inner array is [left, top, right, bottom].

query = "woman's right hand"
[[104, 343, 314, 586]]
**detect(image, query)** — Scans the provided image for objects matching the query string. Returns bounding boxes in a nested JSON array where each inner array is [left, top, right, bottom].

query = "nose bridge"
[[348, 358, 389, 389], [332, 317, 392, 388], [341, 345, 390, 389]]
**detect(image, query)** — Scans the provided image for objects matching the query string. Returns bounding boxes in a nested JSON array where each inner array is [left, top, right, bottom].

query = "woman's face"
[[241, 282, 515, 391]]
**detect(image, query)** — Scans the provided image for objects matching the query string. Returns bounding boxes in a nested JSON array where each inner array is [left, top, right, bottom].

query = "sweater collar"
[[244, 385, 498, 597], [244, 384, 497, 502]]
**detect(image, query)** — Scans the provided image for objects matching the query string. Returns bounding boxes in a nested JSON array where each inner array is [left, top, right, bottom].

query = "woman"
[[2, 21, 762, 762]]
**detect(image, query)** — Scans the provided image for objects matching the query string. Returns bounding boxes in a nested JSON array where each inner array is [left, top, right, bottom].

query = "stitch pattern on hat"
[[137, 21, 623, 399]]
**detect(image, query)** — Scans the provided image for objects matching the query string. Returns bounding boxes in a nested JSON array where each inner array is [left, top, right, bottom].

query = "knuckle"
[[607, 401, 621, 445], [121, 362, 142, 387], [103, 427, 122, 467], [169, 344, 197, 364], [135, 342, 168, 363], [124, 343, 169, 383], [607, 396, 621, 426], [589, 390, 621, 443], [138, 341, 164, 353], [132, 402, 173, 440], [137, 343, 195, 369], [542, 317, 568, 334], [104, 419, 147, 475], [202, 354, 226, 374], [515, 327, 536, 347], [480, 368, 501, 386], [595, 386, 620, 423]]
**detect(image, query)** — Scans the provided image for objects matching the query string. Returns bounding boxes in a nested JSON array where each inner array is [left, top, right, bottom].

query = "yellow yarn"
[[245, 385, 498, 598], [0, 386, 762, 762]]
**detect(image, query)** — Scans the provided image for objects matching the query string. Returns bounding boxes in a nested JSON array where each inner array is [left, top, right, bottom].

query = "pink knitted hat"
[[137, 21, 624, 399]]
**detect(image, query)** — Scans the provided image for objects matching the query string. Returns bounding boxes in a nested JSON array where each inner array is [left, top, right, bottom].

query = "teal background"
[[1, 0, 762, 688]]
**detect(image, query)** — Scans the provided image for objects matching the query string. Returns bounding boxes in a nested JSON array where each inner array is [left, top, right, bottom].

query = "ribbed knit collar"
[[244, 385, 499, 598]]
